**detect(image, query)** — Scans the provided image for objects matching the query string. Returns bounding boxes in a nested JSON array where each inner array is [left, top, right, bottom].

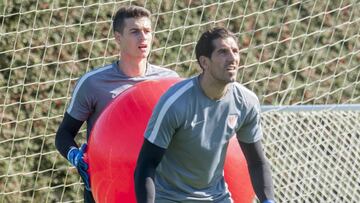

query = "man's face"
[[204, 37, 240, 84], [115, 17, 152, 59]]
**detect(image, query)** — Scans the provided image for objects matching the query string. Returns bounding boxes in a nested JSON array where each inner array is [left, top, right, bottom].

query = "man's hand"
[[67, 143, 91, 191]]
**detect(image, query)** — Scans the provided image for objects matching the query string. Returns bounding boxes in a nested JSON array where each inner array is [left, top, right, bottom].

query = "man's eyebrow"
[[216, 47, 228, 52], [129, 27, 151, 31]]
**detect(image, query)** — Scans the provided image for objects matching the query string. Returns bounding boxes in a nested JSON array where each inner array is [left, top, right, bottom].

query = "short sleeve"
[[144, 94, 179, 149], [236, 99, 263, 143], [66, 77, 94, 121]]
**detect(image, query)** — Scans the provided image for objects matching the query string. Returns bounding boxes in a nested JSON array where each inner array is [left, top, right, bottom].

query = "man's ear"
[[199, 56, 210, 70], [114, 31, 122, 45]]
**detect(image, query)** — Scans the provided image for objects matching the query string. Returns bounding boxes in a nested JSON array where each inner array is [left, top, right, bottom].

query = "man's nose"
[[228, 51, 239, 63], [139, 31, 148, 40]]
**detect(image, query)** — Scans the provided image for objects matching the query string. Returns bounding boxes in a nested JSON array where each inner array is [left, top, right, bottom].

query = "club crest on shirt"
[[227, 115, 238, 129]]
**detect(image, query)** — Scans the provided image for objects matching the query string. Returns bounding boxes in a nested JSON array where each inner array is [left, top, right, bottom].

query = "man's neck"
[[118, 57, 148, 77], [198, 74, 230, 100]]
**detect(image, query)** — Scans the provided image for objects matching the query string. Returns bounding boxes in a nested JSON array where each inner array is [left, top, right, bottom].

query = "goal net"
[[1, 0, 359, 202], [262, 105, 360, 202]]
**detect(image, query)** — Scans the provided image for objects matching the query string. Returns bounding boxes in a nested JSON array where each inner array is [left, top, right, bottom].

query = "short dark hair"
[[195, 27, 238, 69], [113, 6, 151, 34]]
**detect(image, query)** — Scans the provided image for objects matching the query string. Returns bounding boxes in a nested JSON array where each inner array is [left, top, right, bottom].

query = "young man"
[[55, 6, 178, 203], [134, 27, 275, 203]]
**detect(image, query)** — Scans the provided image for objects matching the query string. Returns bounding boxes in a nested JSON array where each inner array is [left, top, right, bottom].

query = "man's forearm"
[[247, 160, 275, 202], [55, 112, 83, 158], [134, 139, 165, 203], [239, 141, 275, 202], [134, 168, 156, 203]]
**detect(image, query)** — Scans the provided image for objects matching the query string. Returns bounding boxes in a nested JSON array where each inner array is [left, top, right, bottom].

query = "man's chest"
[[174, 103, 246, 149]]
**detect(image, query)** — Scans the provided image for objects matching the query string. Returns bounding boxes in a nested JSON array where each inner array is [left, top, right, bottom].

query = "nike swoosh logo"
[[191, 120, 205, 128]]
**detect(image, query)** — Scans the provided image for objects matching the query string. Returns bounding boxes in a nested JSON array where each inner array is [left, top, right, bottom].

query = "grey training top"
[[145, 76, 263, 202], [66, 61, 179, 139]]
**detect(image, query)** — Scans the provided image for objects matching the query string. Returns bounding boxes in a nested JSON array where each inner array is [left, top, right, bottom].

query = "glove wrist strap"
[[67, 147, 78, 166]]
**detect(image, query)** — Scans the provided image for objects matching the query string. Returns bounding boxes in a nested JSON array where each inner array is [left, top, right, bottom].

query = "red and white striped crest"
[[227, 115, 238, 129]]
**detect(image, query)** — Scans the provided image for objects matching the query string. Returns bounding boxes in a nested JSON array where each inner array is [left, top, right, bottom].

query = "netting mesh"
[[262, 110, 360, 202], [0, 0, 359, 202]]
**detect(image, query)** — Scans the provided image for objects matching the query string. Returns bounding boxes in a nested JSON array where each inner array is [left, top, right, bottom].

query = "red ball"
[[86, 77, 254, 203], [87, 78, 181, 203], [224, 137, 255, 202]]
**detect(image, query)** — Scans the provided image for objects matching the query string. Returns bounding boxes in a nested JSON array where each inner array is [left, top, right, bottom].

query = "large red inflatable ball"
[[86, 77, 254, 203], [224, 137, 255, 202], [86, 78, 181, 203]]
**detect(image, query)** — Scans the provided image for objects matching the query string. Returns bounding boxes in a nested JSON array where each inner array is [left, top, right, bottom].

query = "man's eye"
[[219, 50, 227, 54]]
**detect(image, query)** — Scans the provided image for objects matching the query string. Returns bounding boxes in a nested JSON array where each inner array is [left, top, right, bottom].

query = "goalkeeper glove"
[[67, 143, 91, 191]]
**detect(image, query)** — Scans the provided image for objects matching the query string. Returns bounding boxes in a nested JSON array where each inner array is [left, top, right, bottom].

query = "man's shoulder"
[[148, 64, 179, 76], [148, 64, 169, 71], [84, 63, 114, 78], [232, 82, 259, 105], [159, 77, 194, 103], [72, 63, 115, 92], [168, 77, 194, 93], [152, 78, 194, 120]]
